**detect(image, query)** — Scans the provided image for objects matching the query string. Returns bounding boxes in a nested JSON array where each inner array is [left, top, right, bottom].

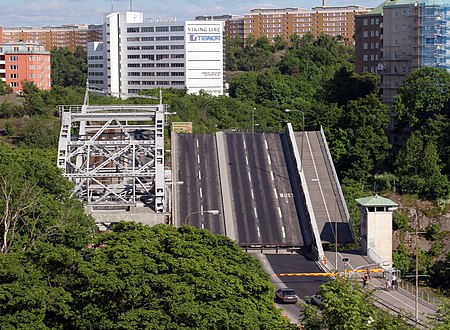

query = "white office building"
[[87, 12, 224, 97]]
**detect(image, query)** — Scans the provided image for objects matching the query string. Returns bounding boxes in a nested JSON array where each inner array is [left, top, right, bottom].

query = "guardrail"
[[398, 280, 441, 308]]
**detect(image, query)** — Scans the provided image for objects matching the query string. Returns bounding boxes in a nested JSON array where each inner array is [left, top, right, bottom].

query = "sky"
[[0, 0, 384, 27]]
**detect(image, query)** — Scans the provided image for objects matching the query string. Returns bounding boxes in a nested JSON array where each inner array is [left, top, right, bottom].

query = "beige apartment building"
[[1, 24, 102, 51], [241, 5, 372, 45]]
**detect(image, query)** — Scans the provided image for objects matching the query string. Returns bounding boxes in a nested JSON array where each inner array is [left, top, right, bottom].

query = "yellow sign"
[[172, 122, 193, 133]]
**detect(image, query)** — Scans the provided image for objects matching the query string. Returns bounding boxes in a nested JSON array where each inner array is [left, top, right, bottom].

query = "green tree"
[[51, 46, 87, 87], [330, 94, 391, 182], [301, 277, 407, 329], [395, 132, 449, 199], [22, 81, 48, 116]]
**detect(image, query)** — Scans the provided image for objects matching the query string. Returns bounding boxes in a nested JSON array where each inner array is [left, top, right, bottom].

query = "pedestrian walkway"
[[323, 250, 437, 327]]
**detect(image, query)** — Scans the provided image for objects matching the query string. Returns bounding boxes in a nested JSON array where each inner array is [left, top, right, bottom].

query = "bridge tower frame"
[[57, 102, 167, 213]]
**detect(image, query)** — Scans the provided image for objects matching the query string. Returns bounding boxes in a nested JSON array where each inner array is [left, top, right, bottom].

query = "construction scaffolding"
[[57, 102, 167, 213], [420, 0, 450, 69]]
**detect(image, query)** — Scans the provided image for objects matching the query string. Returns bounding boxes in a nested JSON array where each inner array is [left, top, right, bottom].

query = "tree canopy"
[[0, 222, 296, 329]]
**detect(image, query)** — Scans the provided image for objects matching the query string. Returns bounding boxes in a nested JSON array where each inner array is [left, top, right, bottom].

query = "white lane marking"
[[196, 140, 199, 148], [282, 226, 286, 239], [248, 172, 252, 182], [243, 140, 247, 149], [254, 207, 258, 218], [245, 155, 249, 165], [274, 188, 278, 198], [256, 226, 261, 238], [199, 187, 203, 199], [197, 154, 200, 164], [265, 140, 268, 150], [198, 170, 202, 180], [268, 155, 272, 165], [278, 207, 282, 218], [251, 189, 254, 199], [270, 171, 274, 181]]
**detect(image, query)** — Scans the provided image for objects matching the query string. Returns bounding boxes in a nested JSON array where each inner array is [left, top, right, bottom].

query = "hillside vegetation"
[[0, 35, 449, 328]]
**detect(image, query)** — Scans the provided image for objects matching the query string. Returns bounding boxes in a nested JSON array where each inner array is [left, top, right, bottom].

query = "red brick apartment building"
[[0, 43, 51, 92], [1, 24, 102, 51]]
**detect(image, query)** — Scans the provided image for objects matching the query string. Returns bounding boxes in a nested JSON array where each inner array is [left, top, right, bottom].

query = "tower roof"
[[355, 195, 398, 207]]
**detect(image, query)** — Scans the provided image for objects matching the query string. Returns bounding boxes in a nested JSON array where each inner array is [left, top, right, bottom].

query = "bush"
[[426, 223, 442, 241], [393, 212, 409, 231]]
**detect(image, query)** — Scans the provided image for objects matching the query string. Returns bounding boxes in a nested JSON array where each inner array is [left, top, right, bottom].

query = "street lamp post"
[[184, 209, 220, 225], [285, 109, 305, 172]]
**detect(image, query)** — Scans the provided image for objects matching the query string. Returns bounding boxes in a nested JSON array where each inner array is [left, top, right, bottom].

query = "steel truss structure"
[[57, 103, 166, 212]]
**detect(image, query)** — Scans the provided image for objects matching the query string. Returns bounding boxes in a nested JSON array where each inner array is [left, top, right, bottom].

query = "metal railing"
[[398, 280, 441, 308]]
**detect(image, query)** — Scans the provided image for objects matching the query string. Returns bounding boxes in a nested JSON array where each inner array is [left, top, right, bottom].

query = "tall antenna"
[[111, 0, 114, 12], [130, 0, 133, 11]]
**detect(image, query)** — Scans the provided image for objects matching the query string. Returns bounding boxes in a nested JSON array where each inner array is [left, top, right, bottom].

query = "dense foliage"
[[0, 222, 295, 329], [301, 277, 408, 329], [51, 46, 88, 87], [0, 143, 96, 253]]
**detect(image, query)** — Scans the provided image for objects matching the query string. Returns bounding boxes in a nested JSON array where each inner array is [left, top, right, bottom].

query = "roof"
[[370, 1, 388, 15], [355, 195, 398, 207], [384, 0, 421, 7]]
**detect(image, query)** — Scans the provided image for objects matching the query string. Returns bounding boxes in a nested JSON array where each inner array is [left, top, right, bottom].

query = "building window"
[[142, 46, 154, 50], [171, 63, 184, 67], [9, 65, 18, 70], [363, 18, 368, 26], [171, 45, 184, 49], [141, 27, 154, 32], [128, 63, 141, 67], [155, 45, 169, 50], [363, 55, 368, 61], [171, 72, 184, 76], [156, 72, 169, 76], [127, 55, 140, 59], [155, 26, 169, 32], [128, 72, 141, 76], [10, 82, 18, 87], [155, 36, 170, 41], [142, 63, 155, 67], [170, 26, 184, 31], [128, 81, 141, 85], [171, 81, 185, 85], [10, 73, 18, 79], [171, 36, 184, 40], [142, 81, 155, 85], [127, 27, 140, 33], [142, 54, 155, 60], [156, 54, 169, 60], [142, 72, 155, 76], [363, 43, 368, 49], [363, 31, 368, 37], [9, 56, 18, 62], [156, 63, 169, 67], [141, 37, 154, 41]]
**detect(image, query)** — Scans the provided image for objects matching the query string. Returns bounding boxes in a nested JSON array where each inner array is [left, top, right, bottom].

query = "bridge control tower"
[[56, 98, 168, 225], [356, 195, 398, 267]]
